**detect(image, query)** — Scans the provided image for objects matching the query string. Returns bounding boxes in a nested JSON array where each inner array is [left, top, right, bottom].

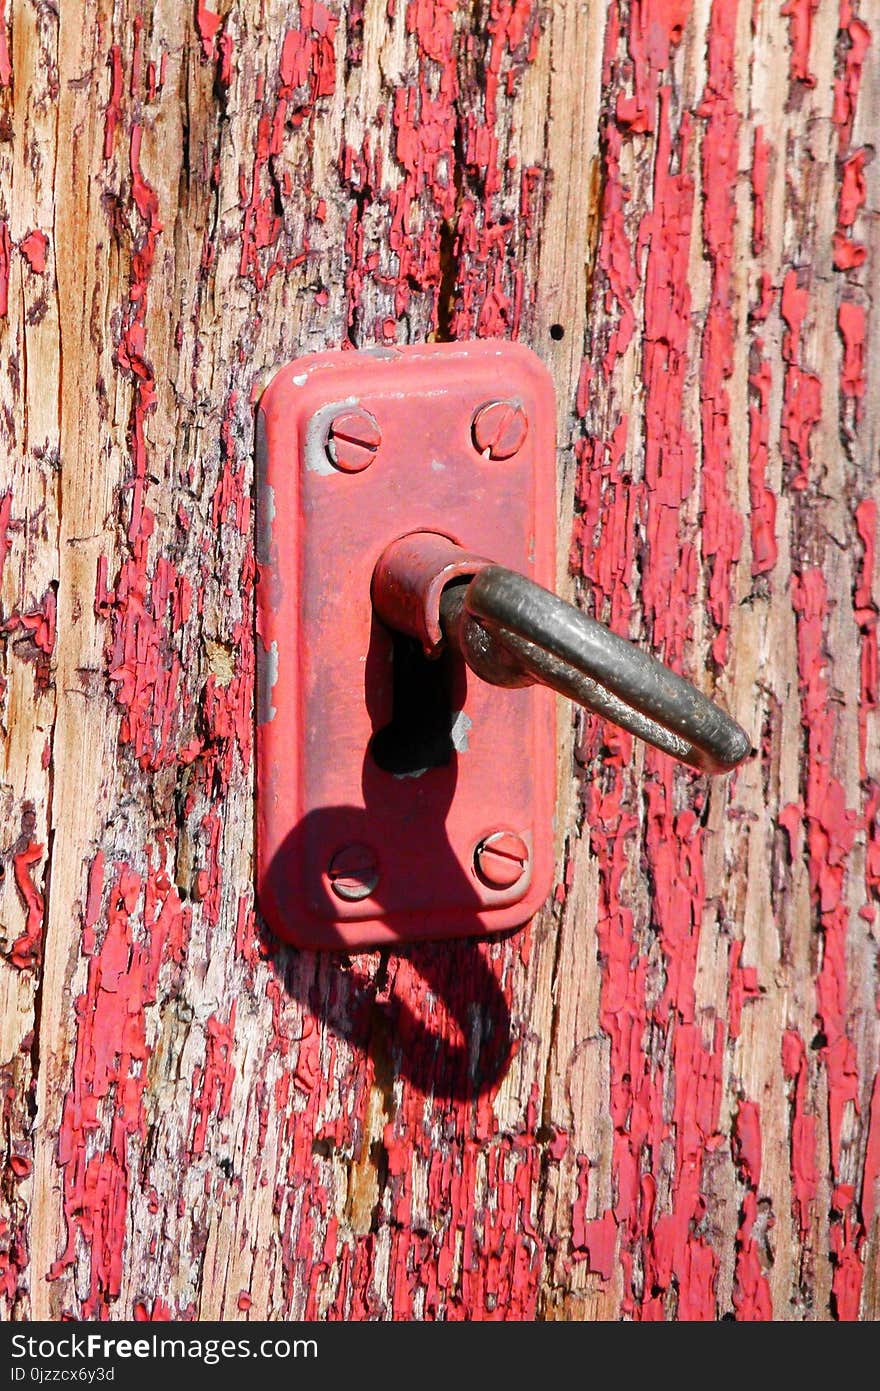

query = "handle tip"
[[703, 723, 752, 774]]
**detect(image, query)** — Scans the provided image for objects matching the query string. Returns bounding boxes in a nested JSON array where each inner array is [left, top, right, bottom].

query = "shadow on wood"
[[259, 751, 516, 1102]]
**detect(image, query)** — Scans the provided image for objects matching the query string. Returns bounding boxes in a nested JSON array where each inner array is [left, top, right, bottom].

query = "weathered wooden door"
[[2, 0, 878, 1321]]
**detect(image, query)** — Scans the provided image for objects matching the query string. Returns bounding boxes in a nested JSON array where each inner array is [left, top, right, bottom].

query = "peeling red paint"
[[196, 3, 222, 60], [728, 939, 762, 1038], [698, 1, 744, 666], [98, 107, 199, 775], [791, 571, 859, 1149], [0, 0, 9, 87], [616, 0, 689, 133], [747, 348, 777, 574], [50, 858, 189, 1314], [88, 18, 414, 1312], [0, 490, 12, 591], [833, 7, 878, 1127], [239, 8, 337, 291], [838, 300, 866, 402], [0, 221, 11, 317], [855, 500, 877, 793], [11, 842, 44, 971], [639, 101, 697, 539], [191, 1009, 237, 1156], [569, 0, 836, 1320], [732, 1101, 772, 1318], [862, 1076, 880, 1236], [575, 0, 726, 1321], [781, 0, 819, 85], [266, 946, 540, 1320], [104, 44, 123, 161], [780, 270, 821, 491], [838, 149, 866, 229], [106, 551, 190, 769], [83, 850, 105, 956], [111, 121, 162, 548], [778, 800, 805, 861], [591, 127, 638, 376], [751, 128, 770, 255], [782, 1029, 819, 1238], [572, 1158, 617, 1279], [833, 3, 871, 149], [790, 551, 871, 1310], [340, 0, 541, 342], [833, 148, 867, 270], [5, 586, 57, 688], [0, 1215, 25, 1305], [133, 1297, 176, 1321], [19, 230, 47, 273]]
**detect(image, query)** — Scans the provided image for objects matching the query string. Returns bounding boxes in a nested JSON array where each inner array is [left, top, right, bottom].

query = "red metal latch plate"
[[256, 341, 556, 950]]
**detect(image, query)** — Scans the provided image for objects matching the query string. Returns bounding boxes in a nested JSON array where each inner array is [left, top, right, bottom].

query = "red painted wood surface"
[[0, 0, 878, 1320]]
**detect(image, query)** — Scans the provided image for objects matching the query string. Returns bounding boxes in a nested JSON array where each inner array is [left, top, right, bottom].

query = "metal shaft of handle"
[[441, 567, 751, 774]]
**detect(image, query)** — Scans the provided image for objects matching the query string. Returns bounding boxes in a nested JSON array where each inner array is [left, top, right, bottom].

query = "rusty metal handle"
[[440, 566, 750, 773], [372, 534, 751, 775]]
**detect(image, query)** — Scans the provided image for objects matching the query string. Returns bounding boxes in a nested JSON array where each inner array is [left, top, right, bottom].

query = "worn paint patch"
[[0, 222, 11, 317], [732, 1101, 773, 1318], [10, 843, 44, 971], [791, 557, 868, 1314], [833, 3, 871, 149], [781, 0, 819, 85], [780, 271, 822, 492], [855, 499, 877, 784], [339, 0, 543, 344], [191, 1008, 237, 1156], [19, 230, 48, 273], [50, 859, 189, 1315], [698, 1, 744, 665], [0, 0, 11, 87], [747, 347, 777, 575]]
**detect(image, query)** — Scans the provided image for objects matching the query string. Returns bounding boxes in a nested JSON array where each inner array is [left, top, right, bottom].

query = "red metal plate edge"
[[256, 341, 556, 951]]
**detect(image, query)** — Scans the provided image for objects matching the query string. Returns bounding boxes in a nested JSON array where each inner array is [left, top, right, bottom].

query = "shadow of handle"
[[273, 934, 515, 1103]]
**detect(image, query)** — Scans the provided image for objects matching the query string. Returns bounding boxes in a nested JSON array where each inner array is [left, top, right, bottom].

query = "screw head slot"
[[327, 844, 379, 901], [326, 408, 381, 472], [471, 400, 528, 460], [473, 831, 530, 889]]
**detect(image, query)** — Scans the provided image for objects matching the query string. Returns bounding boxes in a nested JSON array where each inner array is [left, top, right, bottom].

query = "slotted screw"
[[474, 831, 530, 889], [326, 408, 381, 472], [327, 844, 379, 901], [471, 400, 528, 460]]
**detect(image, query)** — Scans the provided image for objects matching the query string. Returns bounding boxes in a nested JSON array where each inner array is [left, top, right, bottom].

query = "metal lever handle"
[[372, 534, 751, 775], [440, 568, 749, 773]]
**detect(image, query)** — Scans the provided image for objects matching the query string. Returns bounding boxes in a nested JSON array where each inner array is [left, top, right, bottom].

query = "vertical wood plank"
[[0, 0, 877, 1321]]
